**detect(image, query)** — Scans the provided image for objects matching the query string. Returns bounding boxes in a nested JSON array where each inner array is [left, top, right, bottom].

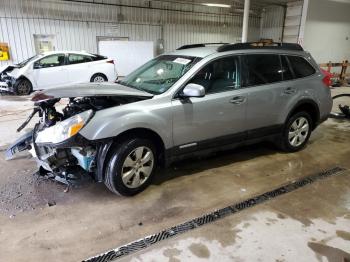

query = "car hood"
[[32, 82, 154, 101]]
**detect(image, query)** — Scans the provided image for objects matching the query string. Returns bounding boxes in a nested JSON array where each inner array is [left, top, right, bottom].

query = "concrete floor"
[[0, 88, 349, 262]]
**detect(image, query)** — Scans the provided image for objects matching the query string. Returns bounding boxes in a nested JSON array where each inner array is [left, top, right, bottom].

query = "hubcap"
[[93, 76, 105, 82], [288, 116, 310, 147], [121, 146, 154, 189]]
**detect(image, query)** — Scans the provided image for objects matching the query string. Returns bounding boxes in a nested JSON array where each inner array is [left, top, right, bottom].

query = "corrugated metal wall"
[[0, 0, 282, 66]]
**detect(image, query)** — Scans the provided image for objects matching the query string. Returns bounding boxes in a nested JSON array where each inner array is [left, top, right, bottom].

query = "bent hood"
[[0, 64, 19, 75], [32, 82, 153, 101]]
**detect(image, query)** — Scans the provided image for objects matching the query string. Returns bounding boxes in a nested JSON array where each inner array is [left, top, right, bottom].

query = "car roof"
[[167, 47, 219, 58], [167, 43, 307, 58], [41, 51, 99, 56]]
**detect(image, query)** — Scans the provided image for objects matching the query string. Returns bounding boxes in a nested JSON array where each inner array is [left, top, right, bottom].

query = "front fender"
[[79, 105, 173, 149]]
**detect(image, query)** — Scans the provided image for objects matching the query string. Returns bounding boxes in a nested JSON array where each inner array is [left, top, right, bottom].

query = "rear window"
[[68, 54, 93, 65], [241, 54, 282, 87], [286, 56, 316, 78], [92, 54, 107, 61]]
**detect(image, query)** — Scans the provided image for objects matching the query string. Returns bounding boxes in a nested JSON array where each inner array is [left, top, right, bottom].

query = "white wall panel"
[[0, 0, 265, 67]]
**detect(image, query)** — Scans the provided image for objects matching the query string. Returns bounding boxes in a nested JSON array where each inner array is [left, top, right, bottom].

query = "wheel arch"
[[287, 99, 320, 129], [96, 127, 166, 182], [15, 75, 32, 85]]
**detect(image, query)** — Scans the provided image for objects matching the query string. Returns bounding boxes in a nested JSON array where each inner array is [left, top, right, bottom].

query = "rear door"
[[171, 55, 249, 154], [33, 53, 68, 89], [241, 54, 296, 138]]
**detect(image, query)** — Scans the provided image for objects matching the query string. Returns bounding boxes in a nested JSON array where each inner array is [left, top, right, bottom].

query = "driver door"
[[33, 53, 69, 89], [171, 56, 249, 155]]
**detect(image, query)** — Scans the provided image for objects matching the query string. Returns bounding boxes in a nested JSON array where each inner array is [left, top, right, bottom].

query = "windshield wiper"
[[118, 81, 156, 95]]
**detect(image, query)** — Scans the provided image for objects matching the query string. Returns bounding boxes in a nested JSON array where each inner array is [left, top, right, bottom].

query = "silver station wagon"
[[7, 42, 332, 196]]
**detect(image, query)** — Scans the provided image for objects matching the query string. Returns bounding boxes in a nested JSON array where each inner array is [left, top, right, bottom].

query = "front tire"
[[104, 138, 157, 196], [14, 79, 32, 95], [279, 111, 312, 152]]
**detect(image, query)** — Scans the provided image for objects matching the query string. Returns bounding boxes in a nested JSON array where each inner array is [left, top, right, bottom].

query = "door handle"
[[230, 96, 246, 104], [284, 87, 296, 94]]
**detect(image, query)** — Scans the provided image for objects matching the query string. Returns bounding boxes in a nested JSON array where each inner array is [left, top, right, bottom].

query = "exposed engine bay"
[[6, 90, 151, 185]]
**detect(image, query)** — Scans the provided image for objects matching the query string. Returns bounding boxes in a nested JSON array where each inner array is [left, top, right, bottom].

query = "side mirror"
[[33, 63, 42, 69], [180, 83, 205, 98]]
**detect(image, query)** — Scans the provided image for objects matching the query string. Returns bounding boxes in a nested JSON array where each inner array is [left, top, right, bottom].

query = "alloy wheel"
[[288, 116, 310, 147], [93, 76, 105, 82], [17, 81, 31, 95], [121, 146, 154, 189]]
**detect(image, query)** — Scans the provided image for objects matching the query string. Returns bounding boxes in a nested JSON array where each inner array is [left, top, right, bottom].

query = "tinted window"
[[281, 55, 294, 81], [190, 56, 240, 94], [36, 54, 65, 68], [68, 54, 93, 65], [92, 54, 107, 61], [241, 54, 282, 87], [287, 56, 316, 78]]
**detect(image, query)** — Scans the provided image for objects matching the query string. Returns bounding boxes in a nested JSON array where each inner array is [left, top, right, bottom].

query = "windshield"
[[120, 55, 202, 94], [16, 55, 42, 67]]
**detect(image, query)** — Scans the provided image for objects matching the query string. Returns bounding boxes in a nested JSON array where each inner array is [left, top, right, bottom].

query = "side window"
[[68, 54, 93, 65], [36, 54, 65, 68], [190, 56, 240, 94], [241, 54, 282, 87], [287, 56, 316, 78], [281, 55, 294, 81]]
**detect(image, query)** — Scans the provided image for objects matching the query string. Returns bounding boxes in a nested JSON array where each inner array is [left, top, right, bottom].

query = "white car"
[[0, 51, 117, 95]]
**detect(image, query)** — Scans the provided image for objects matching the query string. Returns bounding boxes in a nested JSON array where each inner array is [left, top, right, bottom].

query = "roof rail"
[[217, 42, 304, 52], [177, 43, 229, 50]]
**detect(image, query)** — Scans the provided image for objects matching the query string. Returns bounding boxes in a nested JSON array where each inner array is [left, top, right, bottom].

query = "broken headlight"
[[35, 110, 93, 144]]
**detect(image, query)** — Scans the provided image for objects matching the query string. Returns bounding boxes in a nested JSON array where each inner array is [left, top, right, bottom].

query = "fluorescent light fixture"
[[202, 3, 231, 8]]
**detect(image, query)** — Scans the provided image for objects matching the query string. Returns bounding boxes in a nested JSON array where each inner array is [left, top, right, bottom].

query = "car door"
[[66, 53, 93, 84], [33, 53, 68, 89], [171, 55, 249, 155], [241, 54, 297, 139]]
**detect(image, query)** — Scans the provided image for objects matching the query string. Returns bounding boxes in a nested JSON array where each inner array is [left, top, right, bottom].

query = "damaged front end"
[[6, 84, 153, 185], [0, 65, 18, 93]]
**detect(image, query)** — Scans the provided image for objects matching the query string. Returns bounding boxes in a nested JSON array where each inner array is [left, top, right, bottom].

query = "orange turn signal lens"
[[68, 122, 84, 137]]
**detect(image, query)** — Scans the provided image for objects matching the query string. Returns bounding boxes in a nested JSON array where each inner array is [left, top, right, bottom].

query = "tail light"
[[106, 60, 114, 64], [320, 68, 332, 87]]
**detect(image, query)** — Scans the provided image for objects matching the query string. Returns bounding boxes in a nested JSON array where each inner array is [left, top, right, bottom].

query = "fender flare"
[[286, 99, 320, 127]]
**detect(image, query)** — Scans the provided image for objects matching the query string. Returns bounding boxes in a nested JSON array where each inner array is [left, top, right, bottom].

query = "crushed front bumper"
[[0, 81, 10, 92]]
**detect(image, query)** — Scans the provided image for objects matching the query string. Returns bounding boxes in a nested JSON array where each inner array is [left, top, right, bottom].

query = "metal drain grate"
[[83, 166, 347, 262]]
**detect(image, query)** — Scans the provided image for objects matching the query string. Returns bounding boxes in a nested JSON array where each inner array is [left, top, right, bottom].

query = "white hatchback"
[[0, 51, 117, 95]]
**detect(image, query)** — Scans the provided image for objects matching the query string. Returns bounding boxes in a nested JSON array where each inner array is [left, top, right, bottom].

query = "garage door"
[[98, 40, 154, 77]]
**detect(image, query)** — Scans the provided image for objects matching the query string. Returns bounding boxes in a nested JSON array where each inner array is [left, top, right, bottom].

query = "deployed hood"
[[32, 82, 154, 101]]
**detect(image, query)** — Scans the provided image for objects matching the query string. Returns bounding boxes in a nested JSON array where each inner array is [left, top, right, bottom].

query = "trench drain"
[[83, 166, 347, 262]]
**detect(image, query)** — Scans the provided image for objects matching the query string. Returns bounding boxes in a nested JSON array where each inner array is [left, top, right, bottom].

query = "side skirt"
[[165, 125, 283, 166]]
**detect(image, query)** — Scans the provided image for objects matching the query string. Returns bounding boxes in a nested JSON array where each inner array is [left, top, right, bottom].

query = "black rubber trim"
[[83, 166, 346, 262]]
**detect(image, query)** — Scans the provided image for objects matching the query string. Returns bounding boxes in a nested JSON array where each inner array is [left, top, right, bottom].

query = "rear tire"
[[14, 79, 32, 95], [104, 138, 157, 196], [90, 73, 107, 82], [279, 111, 312, 152]]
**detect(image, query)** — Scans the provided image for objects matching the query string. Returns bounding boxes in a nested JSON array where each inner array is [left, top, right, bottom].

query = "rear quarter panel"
[[89, 60, 116, 82]]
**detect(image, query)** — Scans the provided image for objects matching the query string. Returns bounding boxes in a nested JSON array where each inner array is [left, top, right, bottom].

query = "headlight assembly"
[[35, 110, 93, 144]]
